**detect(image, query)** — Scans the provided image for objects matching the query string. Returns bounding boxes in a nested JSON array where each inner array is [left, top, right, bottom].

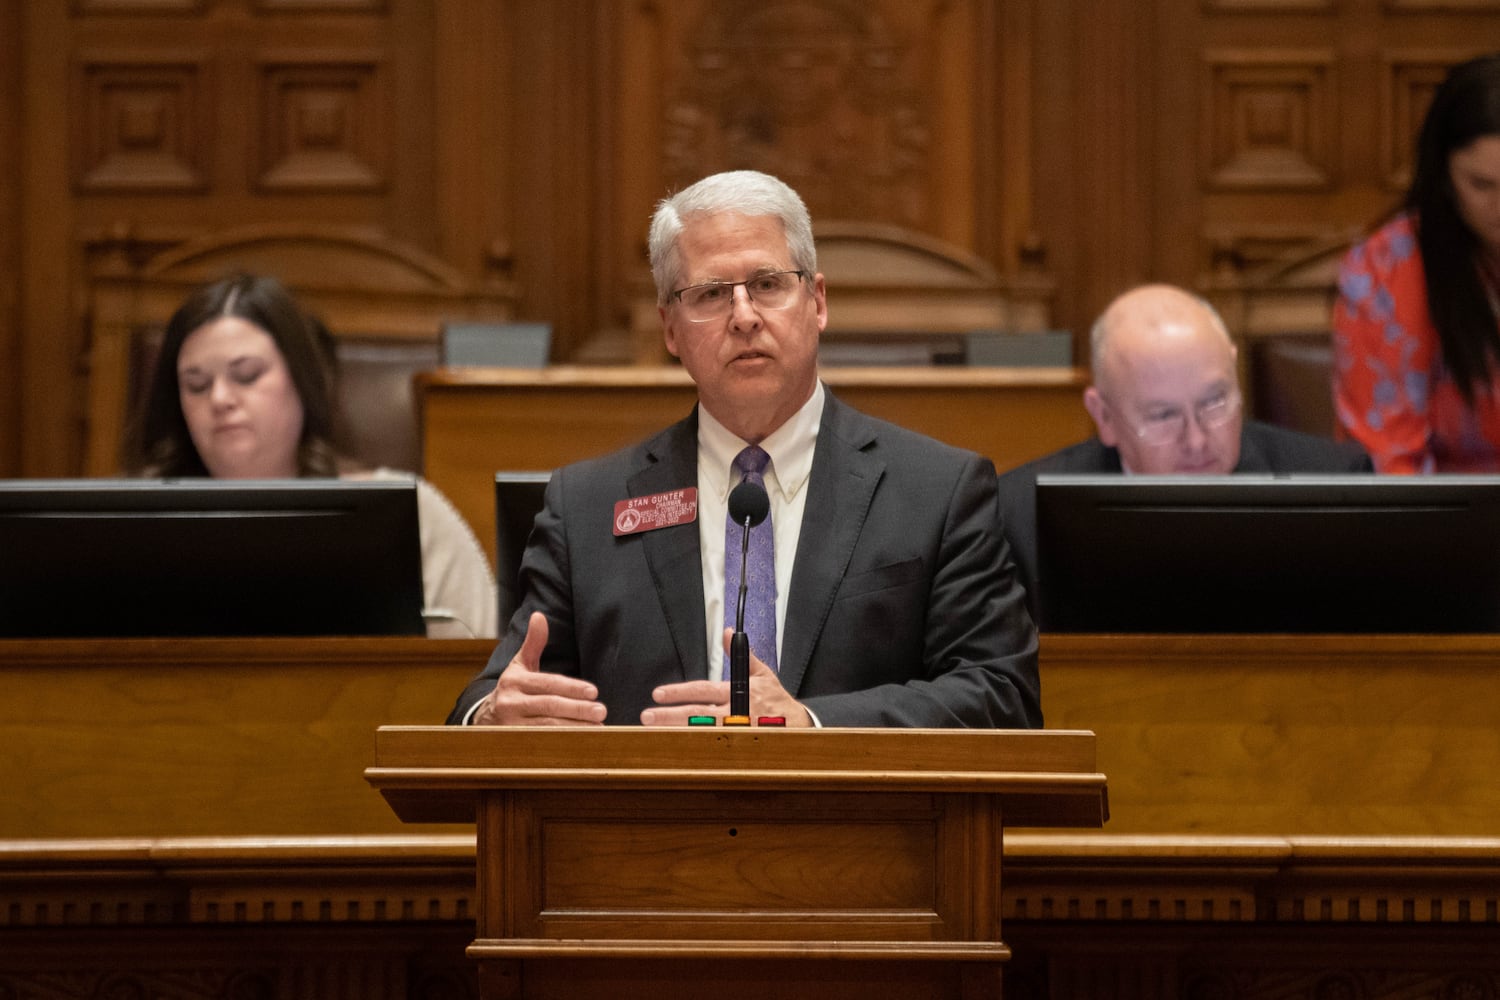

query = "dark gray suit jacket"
[[994, 420, 1374, 618], [449, 391, 1042, 728]]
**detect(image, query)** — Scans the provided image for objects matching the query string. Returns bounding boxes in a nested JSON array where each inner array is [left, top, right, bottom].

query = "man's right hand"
[[472, 612, 608, 725]]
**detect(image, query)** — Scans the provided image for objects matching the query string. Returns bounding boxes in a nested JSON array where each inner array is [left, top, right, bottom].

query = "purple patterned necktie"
[[724, 446, 778, 673]]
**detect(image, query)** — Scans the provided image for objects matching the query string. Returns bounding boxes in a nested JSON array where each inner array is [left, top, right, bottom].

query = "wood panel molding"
[[255, 51, 389, 192], [0, 0, 22, 476], [72, 50, 213, 193], [0, 835, 477, 928], [626, 220, 1056, 363], [15, 1, 1500, 476], [1382, 49, 1494, 190], [1201, 48, 1338, 191], [659, 1, 931, 230], [1005, 834, 1500, 925], [6, 833, 1496, 921], [3, 834, 1497, 1000]]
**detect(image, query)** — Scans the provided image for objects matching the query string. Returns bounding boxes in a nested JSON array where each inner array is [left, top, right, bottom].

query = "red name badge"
[[613, 488, 699, 536]]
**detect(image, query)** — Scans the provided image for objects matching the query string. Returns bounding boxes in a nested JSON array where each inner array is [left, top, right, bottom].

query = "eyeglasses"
[[670, 270, 807, 323], [1109, 388, 1242, 446]]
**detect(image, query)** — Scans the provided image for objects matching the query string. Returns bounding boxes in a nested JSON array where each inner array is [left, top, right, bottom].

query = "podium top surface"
[[366, 726, 1107, 829]]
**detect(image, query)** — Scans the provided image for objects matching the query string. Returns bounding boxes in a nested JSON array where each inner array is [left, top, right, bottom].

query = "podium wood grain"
[[367, 726, 1106, 998]]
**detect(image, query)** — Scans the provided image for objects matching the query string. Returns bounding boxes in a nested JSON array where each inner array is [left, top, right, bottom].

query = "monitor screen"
[[0, 478, 425, 638], [494, 471, 550, 626], [1034, 474, 1500, 633]]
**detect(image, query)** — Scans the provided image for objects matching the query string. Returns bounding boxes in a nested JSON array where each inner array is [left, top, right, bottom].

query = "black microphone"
[[727, 479, 770, 718]]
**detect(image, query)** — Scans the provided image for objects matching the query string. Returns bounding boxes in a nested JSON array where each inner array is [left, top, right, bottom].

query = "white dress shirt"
[[696, 381, 824, 682]]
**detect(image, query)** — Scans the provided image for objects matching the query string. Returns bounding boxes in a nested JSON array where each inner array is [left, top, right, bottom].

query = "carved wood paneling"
[[1382, 50, 1484, 189], [1202, 223, 1349, 282], [660, 1, 931, 229], [5, 836, 1500, 1000], [627, 0, 1022, 267], [72, 53, 211, 192], [10, 834, 1500, 929], [255, 53, 388, 192], [1177, 968, 1500, 1000], [13, 0, 1500, 477], [0, 926, 476, 1000], [1201, 49, 1338, 190], [1069, 0, 1155, 337], [0, 0, 21, 476]]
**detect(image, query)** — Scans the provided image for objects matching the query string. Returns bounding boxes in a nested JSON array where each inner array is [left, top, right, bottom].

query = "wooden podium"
[[367, 726, 1107, 999]]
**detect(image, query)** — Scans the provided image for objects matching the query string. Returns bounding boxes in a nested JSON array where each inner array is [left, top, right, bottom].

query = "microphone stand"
[[725, 476, 767, 724], [729, 512, 752, 719]]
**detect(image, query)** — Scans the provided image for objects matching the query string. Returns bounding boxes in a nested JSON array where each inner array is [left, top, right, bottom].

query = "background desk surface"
[[417, 365, 1091, 569]]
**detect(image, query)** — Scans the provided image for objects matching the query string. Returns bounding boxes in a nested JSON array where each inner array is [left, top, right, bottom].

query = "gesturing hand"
[[473, 612, 608, 725]]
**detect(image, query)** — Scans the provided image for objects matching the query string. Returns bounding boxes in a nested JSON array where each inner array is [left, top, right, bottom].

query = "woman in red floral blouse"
[[1334, 53, 1500, 473]]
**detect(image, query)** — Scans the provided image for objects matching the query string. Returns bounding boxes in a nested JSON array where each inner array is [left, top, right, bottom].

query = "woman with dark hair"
[[129, 272, 498, 637], [1333, 52, 1500, 472]]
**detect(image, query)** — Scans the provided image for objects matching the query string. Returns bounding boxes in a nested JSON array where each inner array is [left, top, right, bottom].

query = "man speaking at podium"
[[448, 170, 1041, 730]]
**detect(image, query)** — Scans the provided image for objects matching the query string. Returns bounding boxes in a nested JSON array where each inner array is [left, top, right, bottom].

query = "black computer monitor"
[[0, 478, 425, 638], [1034, 474, 1500, 633], [494, 471, 550, 626]]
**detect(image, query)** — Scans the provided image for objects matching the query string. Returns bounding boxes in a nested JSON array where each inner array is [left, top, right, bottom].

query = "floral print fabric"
[[1333, 212, 1500, 473]]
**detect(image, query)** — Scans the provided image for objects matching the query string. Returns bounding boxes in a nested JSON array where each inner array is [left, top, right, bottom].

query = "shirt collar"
[[699, 381, 824, 502]]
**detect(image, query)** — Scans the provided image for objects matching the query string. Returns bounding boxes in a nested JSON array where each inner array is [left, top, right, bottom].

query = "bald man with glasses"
[[996, 283, 1372, 616]]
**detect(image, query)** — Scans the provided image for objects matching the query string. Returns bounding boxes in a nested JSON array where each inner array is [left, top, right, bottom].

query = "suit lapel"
[[627, 413, 708, 682], [780, 394, 883, 695], [1233, 425, 1271, 472]]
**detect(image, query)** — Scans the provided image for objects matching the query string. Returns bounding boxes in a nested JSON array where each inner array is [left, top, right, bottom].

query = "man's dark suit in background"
[[995, 420, 1374, 617]]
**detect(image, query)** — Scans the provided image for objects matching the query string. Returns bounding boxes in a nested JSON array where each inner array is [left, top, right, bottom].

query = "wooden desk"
[[1038, 633, 1500, 836], [0, 637, 492, 838], [7, 632, 1495, 842], [417, 365, 1090, 567]]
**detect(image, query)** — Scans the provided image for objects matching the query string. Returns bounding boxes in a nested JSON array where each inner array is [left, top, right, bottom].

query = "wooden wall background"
[[2, 0, 1498, 478]]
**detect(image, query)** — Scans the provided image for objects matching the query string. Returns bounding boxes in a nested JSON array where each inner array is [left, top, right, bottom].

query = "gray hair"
[[648, 170, 818, 306], [1088, 286, 1231, 381]]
